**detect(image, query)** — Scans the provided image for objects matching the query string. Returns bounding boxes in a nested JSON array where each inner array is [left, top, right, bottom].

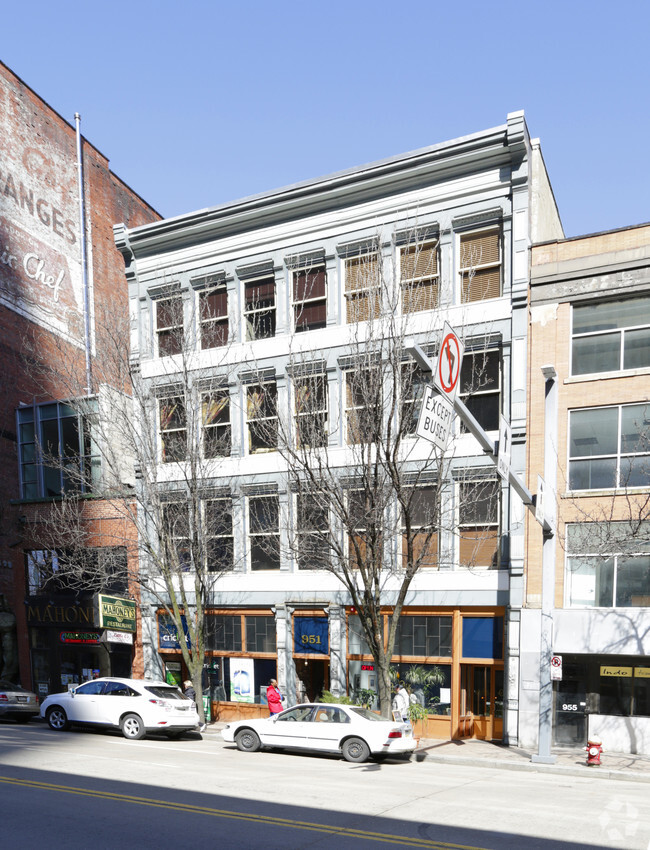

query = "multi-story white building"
[[115, 111, 562, 741]]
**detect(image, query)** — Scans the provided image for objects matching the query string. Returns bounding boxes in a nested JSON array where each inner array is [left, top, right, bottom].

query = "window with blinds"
[[345, 253, 380, 323], [459, 228, 501, 303], [200, 284, 228, 349], [401, 241, 438, 313], [156, 296, 184, 356], [293, 266, 327, 332]]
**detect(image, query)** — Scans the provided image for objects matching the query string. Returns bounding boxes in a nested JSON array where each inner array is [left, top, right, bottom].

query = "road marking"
[[0, 774, 489, 849]]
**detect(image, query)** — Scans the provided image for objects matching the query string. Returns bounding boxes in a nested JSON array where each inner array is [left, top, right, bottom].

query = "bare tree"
[[254, 238, 502, 715], [22, 289, 238, 723]]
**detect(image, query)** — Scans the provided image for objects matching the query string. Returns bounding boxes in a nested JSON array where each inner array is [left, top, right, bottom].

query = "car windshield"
[[349, 707, 387, 722], [144, 685, 185, 701]]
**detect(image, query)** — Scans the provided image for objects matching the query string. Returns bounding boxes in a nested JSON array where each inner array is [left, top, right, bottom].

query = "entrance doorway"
[[296, 659, 329, 702], [459, 664, 503, 740]]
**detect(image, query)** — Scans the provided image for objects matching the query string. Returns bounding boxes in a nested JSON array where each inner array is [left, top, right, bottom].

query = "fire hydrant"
[[585, 736, 603, 766]]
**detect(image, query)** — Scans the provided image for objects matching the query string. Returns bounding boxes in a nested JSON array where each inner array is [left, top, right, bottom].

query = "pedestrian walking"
[[266, 678, 284, 715]]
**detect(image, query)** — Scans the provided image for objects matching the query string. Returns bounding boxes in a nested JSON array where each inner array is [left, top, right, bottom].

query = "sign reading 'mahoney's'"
[[93, 593, 137, 633]]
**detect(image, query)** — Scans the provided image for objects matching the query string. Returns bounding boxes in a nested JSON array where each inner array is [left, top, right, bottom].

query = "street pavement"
[[204, 720, 650, 782]]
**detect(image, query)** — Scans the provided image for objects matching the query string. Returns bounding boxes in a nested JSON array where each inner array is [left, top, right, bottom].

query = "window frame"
[[155, 294, 184, 357], [246, 380, 278, 454], [243, 275, 276, 340], [400, 239, 439, 314], [248, 493, 280, 571], [17, 399, 100, 499], [568, 403, 650, 491], [403, 485, 439, 570], [199, 283, 229, 350], [457, 478, 500, 569], [458, 227, 502, 303], [459, 348, 502, 433], [204, 496, 234, 573], [295, 492, 330, 570], [344, 251, 380, 323], [158, 394, 187, 463], [294, 372, 328, 449], [202, 387, 231, 458], [344, 366, 381, 445], [565, 524, 650, 608], [571, 296, 650, 377], [293, 265, 327, 333]]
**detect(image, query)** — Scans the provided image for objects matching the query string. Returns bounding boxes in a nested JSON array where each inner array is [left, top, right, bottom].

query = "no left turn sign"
[[434, 322, 464, 403]]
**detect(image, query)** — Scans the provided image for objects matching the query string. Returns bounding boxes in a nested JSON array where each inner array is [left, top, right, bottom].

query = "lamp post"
[[531, 365, 558, 764]]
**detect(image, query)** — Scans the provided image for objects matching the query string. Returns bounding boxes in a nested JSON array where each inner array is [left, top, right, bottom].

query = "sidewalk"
[[204, 721, 650, 782]]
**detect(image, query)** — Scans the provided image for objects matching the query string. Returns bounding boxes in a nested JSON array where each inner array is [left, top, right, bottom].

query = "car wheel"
[[235, 728, 261, 752], [47, 706, 70, 731], [121, 713, 145, 740], [342, 736, 370, 763]]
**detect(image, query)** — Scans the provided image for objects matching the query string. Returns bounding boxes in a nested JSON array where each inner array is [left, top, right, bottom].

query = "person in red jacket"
[[266, 678, 283, 715]]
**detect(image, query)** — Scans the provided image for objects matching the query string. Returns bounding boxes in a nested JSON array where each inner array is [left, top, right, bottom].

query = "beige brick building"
[[523, 223, 650, 754]]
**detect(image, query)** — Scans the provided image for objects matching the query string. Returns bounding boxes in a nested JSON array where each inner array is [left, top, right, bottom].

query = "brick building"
[[0, 61, 159, 697], [524, 223, 650, 754]]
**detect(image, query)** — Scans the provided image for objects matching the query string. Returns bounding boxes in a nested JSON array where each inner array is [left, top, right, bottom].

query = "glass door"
[[459, 664, 502, 740]]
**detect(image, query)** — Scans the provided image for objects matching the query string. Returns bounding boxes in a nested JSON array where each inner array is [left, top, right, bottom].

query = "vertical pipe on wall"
[[75, 113, 93, 395]]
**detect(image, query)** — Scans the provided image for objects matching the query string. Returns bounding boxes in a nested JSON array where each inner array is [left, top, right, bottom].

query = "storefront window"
[[393, 615, 452, 657], [347, 615, 375, 655], [392, 662, 452, 714], [246, 616, 276, 652]]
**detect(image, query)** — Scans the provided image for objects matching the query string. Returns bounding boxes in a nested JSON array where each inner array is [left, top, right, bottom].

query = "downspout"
[[75, 112, 93, 395]]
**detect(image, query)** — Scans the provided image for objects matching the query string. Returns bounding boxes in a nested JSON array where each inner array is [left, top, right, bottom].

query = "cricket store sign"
[[0, 87, 85, 345]]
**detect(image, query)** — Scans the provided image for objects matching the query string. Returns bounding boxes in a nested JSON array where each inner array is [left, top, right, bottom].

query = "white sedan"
[[222, 703, 416, 763], [40, 677, 200, 740]]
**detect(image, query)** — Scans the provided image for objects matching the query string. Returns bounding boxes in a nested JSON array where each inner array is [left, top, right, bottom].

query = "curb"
[[413, 750, 650, 783]]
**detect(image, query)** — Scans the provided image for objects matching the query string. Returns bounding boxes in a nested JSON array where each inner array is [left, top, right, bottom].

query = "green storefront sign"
[[94, 593, 137, 633]]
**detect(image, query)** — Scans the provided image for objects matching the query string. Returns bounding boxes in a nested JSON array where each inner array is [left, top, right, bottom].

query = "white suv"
[[40, 677, 200, 740]]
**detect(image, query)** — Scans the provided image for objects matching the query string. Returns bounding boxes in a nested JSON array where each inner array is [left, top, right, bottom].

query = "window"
[[572, 296, 650, 376], [200, 284, 229, 349], [246, 615, 277, 651], [205, 497, 233, 572], [400, 241, 438, 313], [348, 489, 381, 568], [568, 404, 650, 490], [244, 277, 275, 340], [249, 494, 280, 570], [459, 228, 501, 302], [294, 374, 328, 448], [296, 493, 329, 570], [162, 502, 191, 571], [565, 524, 650, 608], [460, 350, 501, 431], [293, 266, 326, 332], [401, 363, 429, 435], [345, 252, 380, 323], [202, 389, 231, 458], [403, 486, 439, 569], [17, 400, 100, 499], [156, 295, 184, 356], [458, 478, 500, 568], [393, 616, 452, 657], [206, 615, 242, 651], [159, 395, 187, 462], [345, 368, 381, 444], [246, 381, 277, 453], [26, 547, 127, 595]]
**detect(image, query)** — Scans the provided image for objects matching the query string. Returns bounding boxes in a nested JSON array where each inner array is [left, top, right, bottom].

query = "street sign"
[[416, 385, 454, 451], [535, 474, 556, 533], [551, 655, 563, 681], [433, 322, 464, 404], [497, 416, 512, 482]]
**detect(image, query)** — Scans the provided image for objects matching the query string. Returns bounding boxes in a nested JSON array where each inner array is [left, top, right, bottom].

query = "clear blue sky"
[[3, 0, 648, 238]]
